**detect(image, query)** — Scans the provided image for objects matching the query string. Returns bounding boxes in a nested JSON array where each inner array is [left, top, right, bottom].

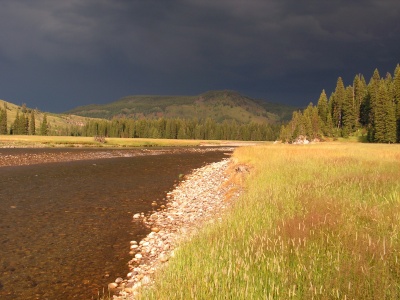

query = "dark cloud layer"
[[0, 0, 399, 112]]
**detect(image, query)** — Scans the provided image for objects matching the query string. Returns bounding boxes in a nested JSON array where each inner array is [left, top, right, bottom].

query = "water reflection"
[[0, 149, 229, 299]]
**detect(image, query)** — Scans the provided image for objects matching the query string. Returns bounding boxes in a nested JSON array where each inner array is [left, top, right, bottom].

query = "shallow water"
[[0, 148, 230, 299]]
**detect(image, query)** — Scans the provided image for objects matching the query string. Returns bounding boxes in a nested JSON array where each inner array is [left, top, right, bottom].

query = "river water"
[[0, 148, 230, 299]]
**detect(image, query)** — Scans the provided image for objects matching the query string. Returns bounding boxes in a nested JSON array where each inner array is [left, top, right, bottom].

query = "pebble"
[[112, 157, 243, 299], [108, 282, 118, 290], [141, 276, 152, 285], [115, 277, 124, 284]]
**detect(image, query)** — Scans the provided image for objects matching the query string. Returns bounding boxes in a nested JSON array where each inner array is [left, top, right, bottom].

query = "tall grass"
[[143, 143, 400, 299]]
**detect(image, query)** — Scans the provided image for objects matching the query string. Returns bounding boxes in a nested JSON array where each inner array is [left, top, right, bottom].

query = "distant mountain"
[[65, 90, 297, 124]]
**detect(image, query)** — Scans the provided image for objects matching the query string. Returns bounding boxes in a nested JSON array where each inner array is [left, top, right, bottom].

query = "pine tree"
[[326, 112, 334, 137], [317, 89, 329, 124], [341, 86, 356, 137], [353, 74, 367, 127], [310, 104, 322, 139], [374, 80, 396, 143], [29, 110, 36, 135], [332, 77, 346, 128], [368, 69, 381, 125], [0, 103, 7, 134], [40, 114, 48, 136], [23, 114, 28, 134], [12, 111, 26, 135], [303, 104, 314, 138], [393, 64, 400, 142]]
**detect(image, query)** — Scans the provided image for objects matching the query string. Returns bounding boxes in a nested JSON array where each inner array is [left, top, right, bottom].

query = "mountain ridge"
[[65, 90, 297, 124]]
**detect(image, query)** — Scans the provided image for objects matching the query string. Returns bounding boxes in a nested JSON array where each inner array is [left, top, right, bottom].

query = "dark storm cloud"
[[0, 0, 399, 111]]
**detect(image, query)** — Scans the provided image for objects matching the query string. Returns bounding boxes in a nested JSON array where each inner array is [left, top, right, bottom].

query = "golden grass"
[[0, 135, 261, 148], [143, 142, 400, 299]]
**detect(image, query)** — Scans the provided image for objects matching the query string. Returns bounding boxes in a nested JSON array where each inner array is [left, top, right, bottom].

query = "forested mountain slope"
[[65, 90, 296, 124]]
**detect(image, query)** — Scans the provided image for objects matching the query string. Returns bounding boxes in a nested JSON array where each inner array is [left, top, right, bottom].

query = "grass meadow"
[[142, 142, 400, 299], [0, 135, 256, 148]]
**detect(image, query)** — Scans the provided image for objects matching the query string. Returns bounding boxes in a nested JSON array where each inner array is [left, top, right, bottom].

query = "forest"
[[81, 117, 280, 141], [280, 64, 400, 143], [0, 102, 280, 141]]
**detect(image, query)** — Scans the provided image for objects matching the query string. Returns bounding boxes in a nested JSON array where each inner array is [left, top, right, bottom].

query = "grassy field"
[[0, 135, 261, 148], [143, 142, 400, 299]]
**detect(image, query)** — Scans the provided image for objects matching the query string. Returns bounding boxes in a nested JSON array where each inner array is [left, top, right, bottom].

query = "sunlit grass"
[[0, 135, 261, 148], [143, 142, 400, 299]]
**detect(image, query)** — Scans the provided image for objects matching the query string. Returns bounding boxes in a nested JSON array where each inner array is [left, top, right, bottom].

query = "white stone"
[[115, 277, 124, 283], [108, 282, 118, 290], [159, 253, 169, 263], [141, 276, 152, 285]]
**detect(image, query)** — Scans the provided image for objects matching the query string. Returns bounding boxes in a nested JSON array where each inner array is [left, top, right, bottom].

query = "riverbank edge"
[[110, 156, 246, 299], [0, 147, 234, 167]]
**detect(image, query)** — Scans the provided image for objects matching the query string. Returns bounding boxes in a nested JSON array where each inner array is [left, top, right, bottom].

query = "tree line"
[[82, 117, 280, 141], [280, 64, 400, 143], [0, 102, 280, 141], [0, 103, 48, 136]]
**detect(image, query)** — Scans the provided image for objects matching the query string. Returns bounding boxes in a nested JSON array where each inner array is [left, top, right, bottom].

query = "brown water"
[[0, 148, 230, 299]]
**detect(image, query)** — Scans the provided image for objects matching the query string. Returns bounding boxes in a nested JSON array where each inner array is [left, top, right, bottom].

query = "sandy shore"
[[110, 157, 244, 299]]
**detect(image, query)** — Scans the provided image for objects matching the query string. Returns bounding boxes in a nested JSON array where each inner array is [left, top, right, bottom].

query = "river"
[[0, 148, 230, 299]]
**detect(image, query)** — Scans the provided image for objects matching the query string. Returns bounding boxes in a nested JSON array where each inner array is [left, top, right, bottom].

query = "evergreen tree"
[[305, 104, 322, 139], [325, 112, 334, 137], [12, 111, 26, 134], [281, 63, 400, 143], [303, 104, 314, 138], [360, 93, 371, 127], [353, 74, 367, 127], [40, 114, 48, 136], [177, 119, 188, 139], [373, 80, 396, 143], [368, 69, 381, 126], [23, 114, 29, 134], [341, 86, 356, 137], [29, 110, 36, 135], [393, 64, 400, 142], [0, 103, 7, 134], [317, 89, 329, 124], [332, 77, 346, 128]]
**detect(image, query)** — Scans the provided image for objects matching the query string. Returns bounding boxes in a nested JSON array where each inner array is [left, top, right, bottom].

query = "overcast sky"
[[0, 0, 399, 112]]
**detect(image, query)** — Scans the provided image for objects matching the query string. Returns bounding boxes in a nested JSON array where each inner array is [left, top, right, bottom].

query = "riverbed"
[[0, 148, 231, 299]]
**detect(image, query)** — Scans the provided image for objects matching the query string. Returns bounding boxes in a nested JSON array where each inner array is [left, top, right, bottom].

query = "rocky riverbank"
[[110, 158, 242, 299]]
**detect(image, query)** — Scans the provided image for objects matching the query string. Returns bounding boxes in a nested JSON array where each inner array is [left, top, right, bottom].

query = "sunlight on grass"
[[0, 135, 257, 148], [143, 142, 400, 299]]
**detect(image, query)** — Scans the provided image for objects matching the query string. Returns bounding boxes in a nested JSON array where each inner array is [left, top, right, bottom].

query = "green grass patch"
[[143, 142, 400, 299]]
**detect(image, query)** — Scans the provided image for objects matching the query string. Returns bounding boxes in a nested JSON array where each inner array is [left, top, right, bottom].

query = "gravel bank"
[[111, 158, 239, 299]]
